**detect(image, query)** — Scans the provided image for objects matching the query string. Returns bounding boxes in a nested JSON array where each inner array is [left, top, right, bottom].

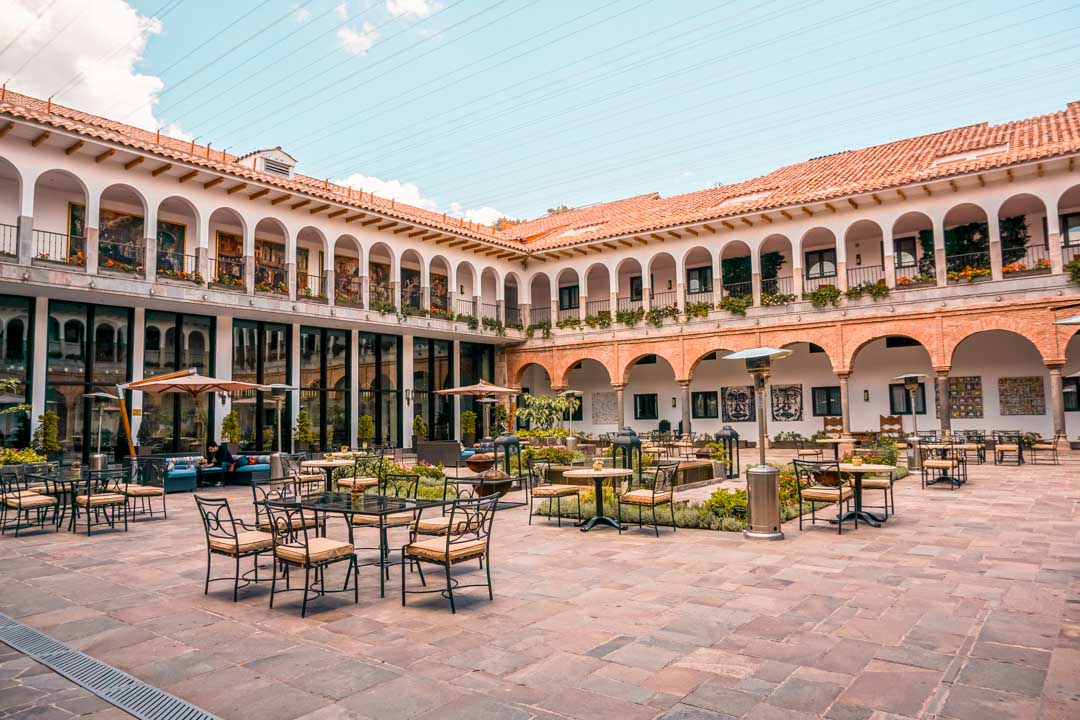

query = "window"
[[629, 276, 643, 302], [634, 393, 658, 420], [562, 401, 584, 422], [811, 386, 841, 417], [299, 327, 351, 451], [691, 391, 718, 419], [894, 236, 917, 268], [1065, 377, 1080, 412], [686, 266, 712, 294], [142, 312, 214, 455], [804, 248, 837, 279], [1063, 213, 1080, 247], [558, 284, 579, 310], [889, 382, 926, 415]]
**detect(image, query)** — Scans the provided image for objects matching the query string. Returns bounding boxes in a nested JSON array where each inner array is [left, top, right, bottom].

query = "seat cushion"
[[74, 493, 127, 507], [531, 484, 579, 498], [257, 514, 318, 531], [412, 515, 471, 534], [167, 468, 197, 480], [801, 485, 853, 502], [1031, 443, 1055, 450], [118, 484, 165, 497], [619, 489, 673, 506], [351, 511, 413, 526], [5, 493, 58, 509], [405, 537, 487, 563], [209, 530, 273, 555], [235, 464, 270, 474], [337, 476, 378, 490], [995, 444, 1019, 451], [276, 537, 354, 565], [923, 459, 958, 469], [797, 449, 821, 456], [860, 477, 891, 489]]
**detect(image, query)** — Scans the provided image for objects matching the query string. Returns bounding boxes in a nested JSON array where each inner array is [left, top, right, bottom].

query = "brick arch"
[[617, 341, 683, 384], [553, 353, 615, 388], [944, 312, 1055, 367], [509, 358, 554, 388], [842, 321, 943, 371]]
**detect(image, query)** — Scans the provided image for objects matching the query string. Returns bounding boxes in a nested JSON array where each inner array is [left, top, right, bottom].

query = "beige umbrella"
[[133, 373, 269, 397], [436, 379, 522, 436]]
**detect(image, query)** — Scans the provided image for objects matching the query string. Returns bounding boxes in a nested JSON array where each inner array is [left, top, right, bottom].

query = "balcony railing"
[[157, 249, 201, 283], [684, 289, 711, 306], [480, 302, 498, 320], [402, 287, 422, 312], [1002, 244, 1051, 276], [846, 264, 885, 288], [0, 223, 17, 256], [946, 251, 991, 283], [803, 273, 837, 292], [617, 296, 642, 312], [33, 230, 85, 266], [557, 306, 579, 322], [1064, 244, 1080, 265], [99, 239, 144, 275], [370, 284, 395, 310], [430, 294, 449, 311], [454, 298, 475, 317], [586, 299, 610, 316], [529, 305, 551, 326], [335, 277, 363, 307], [254, 264, 288, 294], [761, 276, 793, 296], [650, 290, 677, 309], [720, 281, 751, 299], [505, 305, 521, 326], [299, 273, 325, 300], [209, 255, 244, 289]]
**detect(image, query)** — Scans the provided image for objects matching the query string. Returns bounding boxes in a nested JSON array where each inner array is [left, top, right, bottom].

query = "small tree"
[[32, 411, 60, 455], [515, 394, 579, 432], [412, 414, 428, 439], [357, 414, 375, 446], [220, 410, 242, 445], [294, 408, 314, 445], [460, 410, 477, 435]]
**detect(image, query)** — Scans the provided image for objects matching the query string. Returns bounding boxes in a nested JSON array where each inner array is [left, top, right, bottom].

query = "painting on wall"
[[370, 262, 390, 290], [216, 231, 242, 257], [401, 268, 421, 295], [431, 273, 449, 308], [998, 376, 1045, 416], [722, 386, 755, 423], [591, 391, 618, 425], [770, 384, 802, 422], [947, 376, 983, 419], [156, 220, 186, 257]]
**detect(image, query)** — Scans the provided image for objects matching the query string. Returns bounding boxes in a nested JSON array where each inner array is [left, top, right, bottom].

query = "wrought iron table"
[[561, 468, 633, 532]]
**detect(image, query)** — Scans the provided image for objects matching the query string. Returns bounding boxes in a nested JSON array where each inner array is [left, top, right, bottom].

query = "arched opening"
[[683, 246, 713, 306], [208, 207, 245, 288], [564, 358, 615, 431], [144, 324, 162, 369], [253, 218, 288, 295], [333, 235, 363, 305], [0, 158, 22, 256], [296, 226, 327, 299], [480, 267, 499, 320], [32, 170, 87, 264], [843, 219, 885, 288], [503, 272, 521, 327], [719, 241, 752, 299], [850, 336, 933, 434], [801, 227, 838, 292], [951, 330, 1049, 434], [759, 234, 794, 298], [98, 184, 147, 275], [555, 268, 580, 322], [455, 262, 476, 317], [648, 252, 677, 309], [891, 211, 935, 287], [943, 203, 990, 281], [369, 242, 394, 308], [429, 255, 451, 313], [688, 348, 736, 435], [516, 362, 553, 431], [156, 196, 198, 279], [625, 353, 679, 433], [1058, 183, 1080, 265], [583, 263, 610, 318], [400, 248, 424, 312], [1063, 331, 1080, 437], [4, 318, 23, 362], [528, 274, 551, 327], [998, 193, 1050, 276], [615, 258, 643, 312]]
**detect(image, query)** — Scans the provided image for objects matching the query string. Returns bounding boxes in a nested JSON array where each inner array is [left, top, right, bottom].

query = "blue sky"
[[5, 0, 1080, 222]]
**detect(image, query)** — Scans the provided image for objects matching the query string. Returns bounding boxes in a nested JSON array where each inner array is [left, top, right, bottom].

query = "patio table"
[[836, 462, 895, 528], [562, 467, 633, 532], [817, 437, 858, 462], [297, 491, 450, 597], [301, 458, 355, 492]]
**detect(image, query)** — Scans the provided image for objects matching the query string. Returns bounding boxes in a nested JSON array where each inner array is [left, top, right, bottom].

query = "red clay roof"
[[3, 86, 1079, 253]]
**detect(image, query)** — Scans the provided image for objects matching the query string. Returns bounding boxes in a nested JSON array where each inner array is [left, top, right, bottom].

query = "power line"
[[7, 1, 92, 81], [0, 0, 61, 64]]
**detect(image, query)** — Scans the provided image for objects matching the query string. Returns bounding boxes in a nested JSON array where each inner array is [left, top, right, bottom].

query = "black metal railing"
[[0, 223, 17, 256], [721, 281, 752, 299], [945, 250, 991, 274], [650, 290, 677, 308], [586, 299, 610, 316], [33, 230, 85, 265], [802, 273, 838, 292], [480, 302, 498, 320], [557, 306, 579, 322], [209, 254, 244, 288], [505, 305, 521, 326], [454, 298, 475, 317], [846, 264, 885, 287], [1064, 244, 1080, 265], [99, 239, 143, 274], [335, 277, 363, 306], [684, 289, 711, 306], [254, 264, 288, 294], [299, 273, 324, 299], [761, 276, 793, 295], [1002, 244, 1051, 275], [529, 305, 551, 326], [617, 296, 642, 312], [156, 250, 201, 282]]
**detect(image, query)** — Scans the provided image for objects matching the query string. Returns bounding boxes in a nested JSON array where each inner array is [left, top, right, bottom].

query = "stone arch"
[[32, 170, 89, 261], [455, 260, 477, 299], [514, 360, 552, 390], [253, 217, 289, 291], [528, 273, 551, 323], [800, 226, 838, 290], [1056, 183, 1080, 247], [843, 219, 885, 287], [480, 266, 500, 304], [683, 245, 713, 301], [429, 254, 452, 311], [156, 196, 200, 263], [400, 248, 426, 308], [554, 267, 580, 321], [891, 211, 933, 276], [614, 257, 643, 308], [369, 241, 395, 299], [844, 322, 941, 370], [719, 240, 753, 297], [948, 328, 1046, 368], [296, 225, 328, 269], [97, 183, 148, 271], [647, 251, 677, 307], [759, 233, 794, 295], [998, 193, 1049, 268], [555, 352, 615, 388], [0, 156, 23, 221], [583, 262, 610, 314], [623, 351, 679, 431], [619, 344, 683, 385], [942, 202, 990, 271]]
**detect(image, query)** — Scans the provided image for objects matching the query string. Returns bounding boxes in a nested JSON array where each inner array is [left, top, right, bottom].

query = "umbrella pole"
[[116, 383, 136, 459]]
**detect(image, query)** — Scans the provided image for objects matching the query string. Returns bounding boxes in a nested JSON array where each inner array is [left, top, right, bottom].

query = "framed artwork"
[[216, 231, 242, 258], [370, 262, 390, 289], [722, 386, 755, 423], [401, 268, 421, 293], [255, 239, 284, 267], [297, 247, 309, 273], [998, 377, 1045, 416], [591, 391, 617, 424], [770, 384, 802, 422], [156, 220, 186, 257], [64, 203, 87, 260], [947, 376, 983, 419], [431, 273, 448, 307]]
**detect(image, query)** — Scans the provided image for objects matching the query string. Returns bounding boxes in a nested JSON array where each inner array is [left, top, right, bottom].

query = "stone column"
[[1048, 365, 1065, 436], [988, 218, 1003, 281], [359, 275, 369, 308], [579, 297, 587, 323], [17, 216, 33, 265], [349, 328, 359, 445], [390, 280, 399, 310], [213, 318, 232, 443], [129, 308, 145, 442], [401, 335, 415, 448], [791, 266, 804, 297], [678, 380, 691, 436], [835, 260, 848, 293], [642, 285, 652, 311], [30, 299, 48, 432], [676, 281, 686, 313], [85, 227, 99, 275], [324, 269, 334, 304], [144, 235, 157, 284], [549, 298, 558, 325], [883, 254, 897, 288], [196, 247, 209, 285], [751, 272, 761, 307], [1048, 231, 1064, 275], [837, 373, 850, 434], [936, 370, 951, 432], [497, 299, 505, 325], [612, 383, 625, 429], [421, 285, 430, 312], [243, 255, 255, 294], [609, 290, 618, 318], [518, 302, 530, 328]]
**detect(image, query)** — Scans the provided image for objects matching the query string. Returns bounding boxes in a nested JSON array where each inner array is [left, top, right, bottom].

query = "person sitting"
[[202, 441, 235, 469]]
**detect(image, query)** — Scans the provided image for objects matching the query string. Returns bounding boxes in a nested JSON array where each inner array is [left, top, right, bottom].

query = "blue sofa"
[[225, 454, 272, 485], [141, 455, 202, 493]]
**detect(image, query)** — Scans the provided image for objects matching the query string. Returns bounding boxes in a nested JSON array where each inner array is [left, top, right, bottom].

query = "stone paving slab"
[[0, 453, 1078, 719]]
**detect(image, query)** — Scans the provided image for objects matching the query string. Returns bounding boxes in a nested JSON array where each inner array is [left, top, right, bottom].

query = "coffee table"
[[836, 462, 895, 528], [561, 467, 633, 532], [301, 458, 355, 492]]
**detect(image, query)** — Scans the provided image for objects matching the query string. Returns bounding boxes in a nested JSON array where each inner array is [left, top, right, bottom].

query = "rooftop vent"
[[933, 143, 1009, 166], [237, 146, 297, 179]]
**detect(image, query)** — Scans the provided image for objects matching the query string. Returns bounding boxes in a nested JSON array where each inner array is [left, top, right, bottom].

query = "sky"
[[0, 0, 1079, 225]]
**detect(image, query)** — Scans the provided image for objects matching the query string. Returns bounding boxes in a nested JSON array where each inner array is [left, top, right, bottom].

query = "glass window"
[[894, 237, 917, 268], [691, 391, 718, 419], [414, 338, 454, 441], [141, 312, 214, 454], [811, 386, 841, 417], [634, 393, 658, 420], [890, 383, 926, 415], [686, 266, 712, 294], [805, 249, 837, 279], [299, 327, 351, 451], [230, 321, 291, 452], [357, 332, 401, 447], [1062, 213, 1080, 247], [558, 285, 579, 310], [629, 276, 642, 302], [0, 295, 32, 448], [1064, 377, 1080, 412]]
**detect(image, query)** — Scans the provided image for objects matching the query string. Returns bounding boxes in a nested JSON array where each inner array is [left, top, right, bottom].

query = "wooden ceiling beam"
[[0, 122, 13, 140], [123, 156, 144, 171], [685, 227, 699, 236], [63, 139, 83, 155], [667, 230, 682, 239], [249, 188, 270, 200], [376, 221, 397, 230], [446, 239, 467, 248], [780, 210, 793, 221], [618, 238, 633, 247], [203, 177, 223, 190], [308, 203, 330, 214], [393, 226, 411, 234], [824, 203, 837, 214], [94, 148, 115, 163], [227, 182, 248, 195], [151, 162, 173, 177], [847, 198, 859, 210], [290, 198, 310, 210], [1006, 169, 1014, 183], [976, 174, 986, 187], [408, 229, 426, 238], [895, 188, 907, 201], [921, 184, 932, 196], [871, 193, 882, 205], [360, 218, 380, 227], [740, 217, 753, 227], [573, 247, 589, 255], [270, 194, 291, 206], [759, 214, 773, 224], [326, 208, 347, 219], [178, 170, 198, 183], [702, 224, 717, 233], [721, 221, 735, 230], [344, 214, 366, 223], [650, 233, 666, 242], [633, 236, 648, 245], [800, 207, 813, 217], [30, 131, 50, 147], [948, 180, 958, 193], [421, 232, 441, 241]]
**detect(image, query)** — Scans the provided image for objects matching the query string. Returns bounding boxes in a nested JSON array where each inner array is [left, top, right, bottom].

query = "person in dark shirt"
[[203, 441, 235, 469]]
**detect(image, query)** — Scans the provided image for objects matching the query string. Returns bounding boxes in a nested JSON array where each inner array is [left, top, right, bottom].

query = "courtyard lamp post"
[[893, 373, 927, 468], [723, 347, 792, 541], [82, 392, 119, 470]]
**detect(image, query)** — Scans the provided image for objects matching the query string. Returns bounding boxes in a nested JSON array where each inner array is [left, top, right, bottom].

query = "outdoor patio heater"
[[611, 427, 643, 480], [723, 347, 792, 541], [893, 373, 927, 470], [714, 426, 740, 479], [493, 432, 522, 479]]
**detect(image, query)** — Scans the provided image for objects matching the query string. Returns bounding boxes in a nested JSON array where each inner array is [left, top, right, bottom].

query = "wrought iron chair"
[[992, 431, 1023, 465], [115, 461, 167, 520], [878, 415, 908, 450], [850, 450, 895, 519], [921, 440, 965, 489], [350, 473, 420, 581], [794, 436, 824, 461], [195, 495, 273, 602], [335, 451, 382, 493], [402, 493, 498, 614], [265, 500, 358, 618], [251, 479, 320, 534], [71, 470, 128, 535], [1029, 432, 1064, 465], [283, 453, 327, 495], [1, 468, 59, 536], [526, 460, 580, 527], [792, 460, 854, 534], [617, 461, 678, 537]]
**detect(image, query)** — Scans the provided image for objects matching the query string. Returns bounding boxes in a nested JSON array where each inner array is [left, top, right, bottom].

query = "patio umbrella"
[[132, 374, 269, 397], [436, 379, 522, 436]]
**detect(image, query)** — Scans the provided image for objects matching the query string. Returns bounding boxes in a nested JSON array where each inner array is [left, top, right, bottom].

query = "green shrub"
[[615, 307, 644, 327], [220, 410, 242, 445], [526, 321, 551, 339], [357, 414, 375, 444], [584, 314, 612, 329], [522, 445, 575, 466], [760, 291, 796, 306], [805, 284, 841, 308], [646, 305, 679, 327], [556, 316, 582, 330], [411, 414, 427, 439], [294, 409, 314, 445], [0, 447, 46, 465], [718, 295, 751, 316], [460, 410, 477, 434], [684, 301, 711, 319]]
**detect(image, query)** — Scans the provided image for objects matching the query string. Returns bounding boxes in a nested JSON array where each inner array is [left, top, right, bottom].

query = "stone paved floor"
[[0, 453, 1077, 720]]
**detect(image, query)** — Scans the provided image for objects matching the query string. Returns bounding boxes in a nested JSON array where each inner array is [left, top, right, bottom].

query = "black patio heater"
[[611, 427, 643, 480], [714, 426, 740, 479], [493, 432, 522, 480]]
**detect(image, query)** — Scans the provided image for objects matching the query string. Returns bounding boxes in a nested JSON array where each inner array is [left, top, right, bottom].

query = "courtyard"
[[0, 451, 1077, 720]]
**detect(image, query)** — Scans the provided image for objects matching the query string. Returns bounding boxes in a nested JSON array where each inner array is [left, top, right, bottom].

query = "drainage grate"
[[0, 613, 219, 720]]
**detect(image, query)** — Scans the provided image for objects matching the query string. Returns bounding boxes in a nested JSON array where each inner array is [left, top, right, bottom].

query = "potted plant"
[[32, 411, 62, 461], [220, 410, 242, 448], [357, 414, 375, 449], [460, 410, 477, 448], [294, 408, 314, 452], [411, 414, 427, 450], [136, 417, 155, 456]]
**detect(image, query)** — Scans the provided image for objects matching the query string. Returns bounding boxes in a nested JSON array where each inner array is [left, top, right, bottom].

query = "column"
[[518, 302, 530, 328], [401, 335, 415, 448], [360, 275, 369, 308], [144, 235, 157, 283], [243, 255, 255, 295], [835, 260, 848, 293], [324, 268, 334, 304], [883, 253, 897, 288], [16, 215, 33, 265], [609, 290, 618, 319], [1049, 228, 1064, 275], [642, 283, 652, 311], [213, 317, 233, 442], [933, 218, 948, 287], [678, 381, 691, 436], [751, 273, 761, 306], [421, 285, 430, 313], [286, 262, 297, 300], [196, 246, 209, 285], [85, 227, 99, 274], [30, 298, 48, 433], [348, 329, 359, 446], [450, 339, 461, 439], [497, 299, 505, 325], [988, 218, 1003, 281], [1048, 366, 1065, 436], [936, 370, 951, 432], [791, 263, 804, 297], [549, 297, 558, 325], [289, 324, 301, 452], [579, 296, 587, 323], [612, 383, 625, 429], [129, 308, 145, 442], [837, 373, 850, 434], [676, 281, 686, 313]]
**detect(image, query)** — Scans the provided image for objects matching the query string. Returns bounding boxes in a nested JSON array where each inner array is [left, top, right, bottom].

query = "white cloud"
[[0, 0, 176, 132], [334, 2, 349, 20], [386, 0, 435, 19], [293, 5, 313, 23], [334, 173, 512, 227], [463, 207, 509, 225], [336, 22, 378, 56]]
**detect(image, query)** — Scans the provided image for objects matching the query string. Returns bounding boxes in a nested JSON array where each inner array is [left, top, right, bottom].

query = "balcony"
[[254, 264, 288, 295], [650, 289, 677, 309], [453, 298, 475, 318], [945, 251, 991, 284], [99, 239, 144, 276], [586, 299, 610, 317], [335, 277, 363, 307], [616, 296, 642, 313], [0, 223, 17, 257], [1002, 244, 1052, 277], [556, 305, 579, 322], [208, 255, 244, 290], [684, 289, 711, 306], [33, 230, 85, 267], [369, 284, 396, 312], [720, 281, 751, 299], [803, 273, 837, 292], [846, 264, 885, 288], [298, 273, 326, 301], [157, 249, 202, 284], [480, 302, 498, 320], [505, 305, 521, 327], [529, 305, 551, 327], [761, 276, 794, 297]]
